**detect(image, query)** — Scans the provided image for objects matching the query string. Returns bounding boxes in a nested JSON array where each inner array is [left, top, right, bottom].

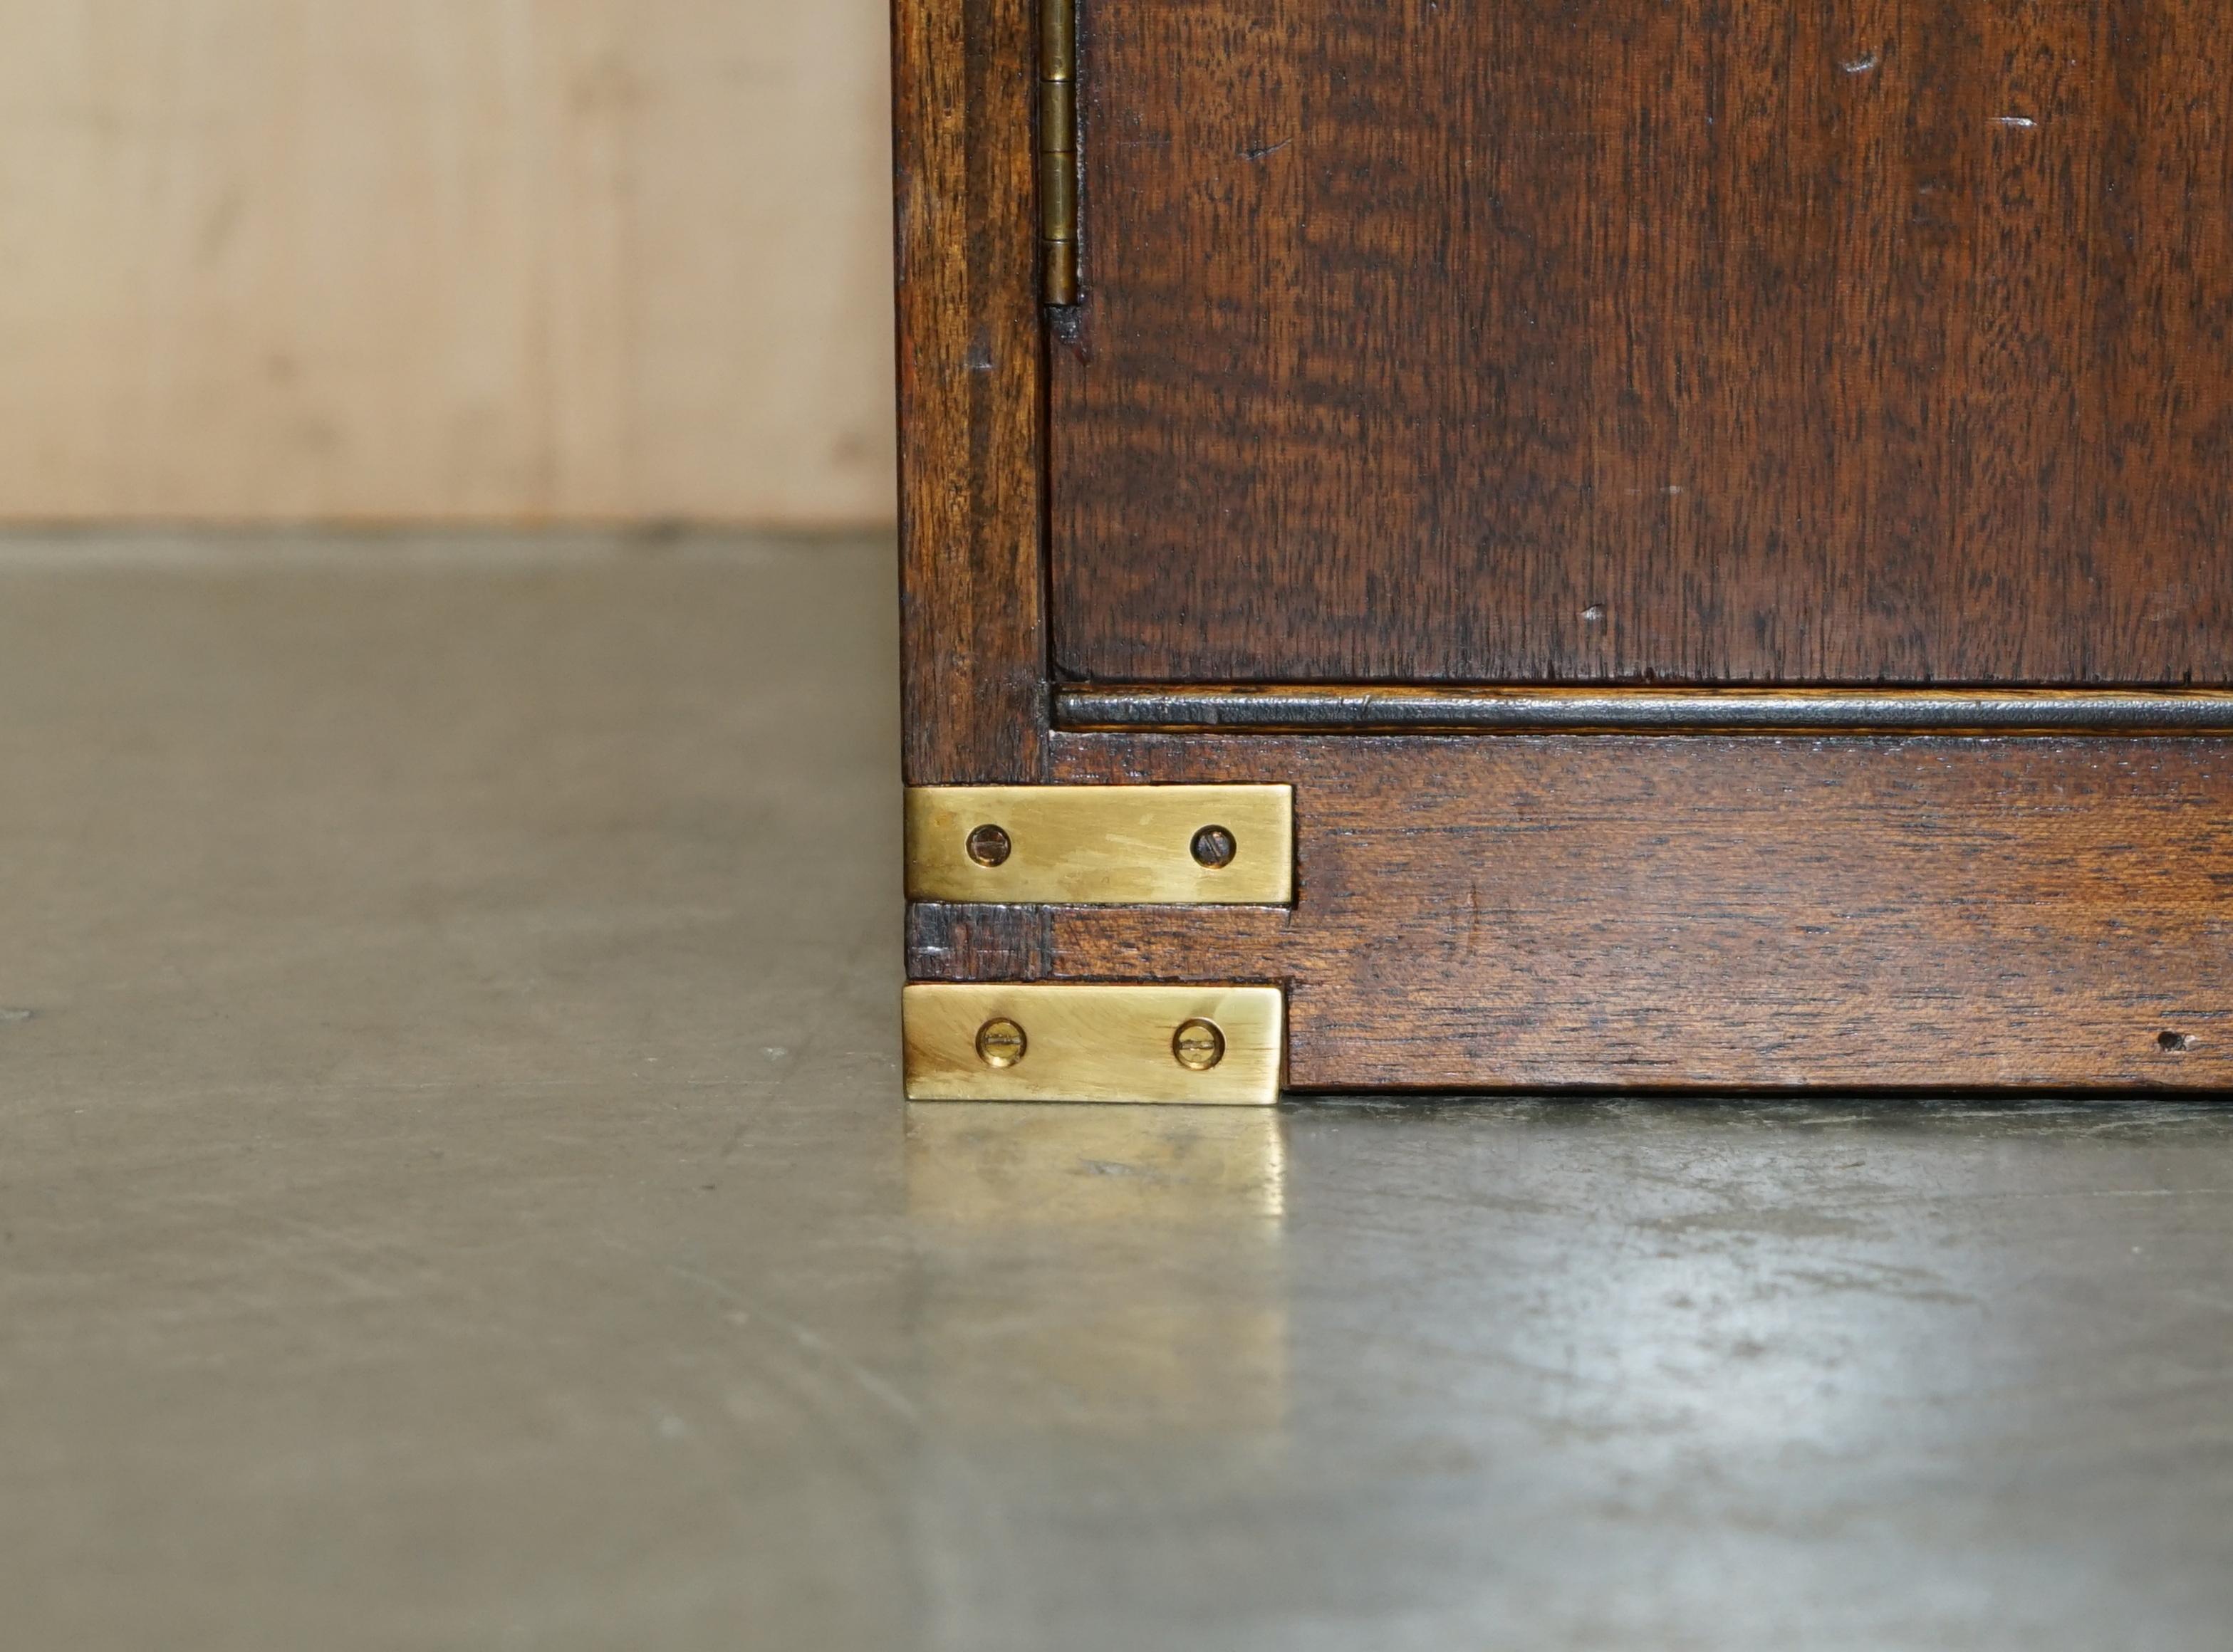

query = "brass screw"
[[1172, 1018, 1226, 1072], [975, 1018, 1028, 1069], [1191, 825, 1238, 869], [966, 824, 1013, 867]]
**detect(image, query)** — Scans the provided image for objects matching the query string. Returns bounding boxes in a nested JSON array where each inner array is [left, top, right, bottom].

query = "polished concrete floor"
[[5, 530, 2232, 1650]]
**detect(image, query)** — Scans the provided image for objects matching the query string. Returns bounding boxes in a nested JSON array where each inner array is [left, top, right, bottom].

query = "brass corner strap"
[[905, 785, 1292, 1101], [1039, 0, 1079, 305], [905, 984, 1286, 1104], [905, 784, 1294, 905]]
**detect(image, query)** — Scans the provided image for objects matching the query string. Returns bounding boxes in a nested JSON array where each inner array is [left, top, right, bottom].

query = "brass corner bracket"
[[905, 784, 1294, 905], [904, 983, 1286, 1104]]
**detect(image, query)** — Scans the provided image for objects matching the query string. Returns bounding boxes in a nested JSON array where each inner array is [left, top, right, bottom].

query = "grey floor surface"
[[4, 530, 2232, 1651]]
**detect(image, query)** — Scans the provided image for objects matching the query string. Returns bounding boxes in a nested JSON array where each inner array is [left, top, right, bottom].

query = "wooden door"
[[1051, 1, 2233, 689], [895, 0, 2233, 1096]]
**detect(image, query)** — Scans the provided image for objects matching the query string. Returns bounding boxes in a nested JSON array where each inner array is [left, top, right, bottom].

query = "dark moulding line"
[[1055, 686, 2233, 736]]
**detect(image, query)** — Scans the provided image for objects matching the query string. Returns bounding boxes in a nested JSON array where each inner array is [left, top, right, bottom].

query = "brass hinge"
[[905, 983, 1286, 1104], [1039, 0, 1079, 305], [905, 785, 1294, 904]]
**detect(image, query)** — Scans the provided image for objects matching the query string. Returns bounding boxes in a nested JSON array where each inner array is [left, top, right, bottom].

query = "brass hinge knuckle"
[[1038, 0, 1079, 305]]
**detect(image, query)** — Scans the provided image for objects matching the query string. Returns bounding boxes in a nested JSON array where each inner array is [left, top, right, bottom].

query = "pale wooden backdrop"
[[0, 2, 895, 525]]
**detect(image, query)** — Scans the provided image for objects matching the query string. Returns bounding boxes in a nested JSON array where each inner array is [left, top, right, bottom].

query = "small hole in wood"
[[2159, 1030, 2197, 1053]]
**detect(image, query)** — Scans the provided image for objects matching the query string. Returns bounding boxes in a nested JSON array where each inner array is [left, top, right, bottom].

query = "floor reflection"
[[905, 1105, 1289, 1436]]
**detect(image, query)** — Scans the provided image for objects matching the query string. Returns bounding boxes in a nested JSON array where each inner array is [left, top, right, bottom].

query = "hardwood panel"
[[959, 733, 2233, 1091], [0, 1, 893, 523], [1051, 1, 2233, 686], [895, 0, 1048, 783]]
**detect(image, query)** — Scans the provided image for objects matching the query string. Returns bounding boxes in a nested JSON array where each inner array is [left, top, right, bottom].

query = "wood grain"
[[902, 733, 2233, 1092], [1051, 1, 2233, 686], [0, 1, 894, 524], [894, 0, 1048, 783], [907, 904, 1057, 984]]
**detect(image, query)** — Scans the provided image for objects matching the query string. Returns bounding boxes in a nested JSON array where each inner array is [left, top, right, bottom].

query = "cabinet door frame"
[[894, 0, 2233, 1094]]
